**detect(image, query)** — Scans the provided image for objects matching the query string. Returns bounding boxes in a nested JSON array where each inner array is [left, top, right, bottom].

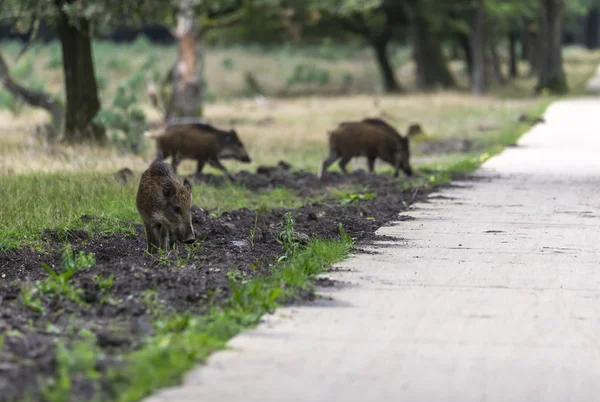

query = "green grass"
[[43, 233, 354, 402], [0, 172, 321, 250]]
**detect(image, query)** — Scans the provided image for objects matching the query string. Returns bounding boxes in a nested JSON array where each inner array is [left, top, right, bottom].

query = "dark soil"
[[0, 163, 470, 402]]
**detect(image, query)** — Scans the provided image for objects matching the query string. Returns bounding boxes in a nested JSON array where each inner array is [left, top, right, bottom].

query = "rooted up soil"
[[0, 163, 473, 402]]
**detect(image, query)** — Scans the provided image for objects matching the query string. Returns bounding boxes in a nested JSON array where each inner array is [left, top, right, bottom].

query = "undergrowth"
[[42, 219, 353, 402]]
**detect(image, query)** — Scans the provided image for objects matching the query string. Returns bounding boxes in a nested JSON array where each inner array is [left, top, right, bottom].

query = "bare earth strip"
[[144, 94, 600, 401]]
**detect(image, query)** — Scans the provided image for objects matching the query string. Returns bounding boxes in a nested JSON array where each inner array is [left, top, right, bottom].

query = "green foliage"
[[108, 236, 352, 402], [94, 83, 149, 155], [46, 51, 63, 70], [286, 62, 330, 87], [275, 212, 300, 261], [42, 331, 103, 402], [20, 284, 45, 313], [0, 90, 23, 115], [93, 274, 114, 293], [340, 192, 375, 205], [222, 56, 236, 70], [35, 246, 95, 303]]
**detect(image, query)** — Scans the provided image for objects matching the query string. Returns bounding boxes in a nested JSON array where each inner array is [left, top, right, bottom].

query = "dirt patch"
[[0, 163, 470, 402]]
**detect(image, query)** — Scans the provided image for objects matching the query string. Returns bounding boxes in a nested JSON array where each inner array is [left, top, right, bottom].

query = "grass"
[[0, 172, 317, 250], [43, 231, 354, 402]]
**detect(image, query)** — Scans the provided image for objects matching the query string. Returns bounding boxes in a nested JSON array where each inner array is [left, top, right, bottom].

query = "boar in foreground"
[[319, 119, 423, 179], [136, 160, 195, 255], [152, 123, 251, 181]]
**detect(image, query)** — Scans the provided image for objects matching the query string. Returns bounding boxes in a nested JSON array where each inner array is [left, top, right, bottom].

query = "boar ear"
[[162, 181, 177, 199], [183, 178, 192, 191]]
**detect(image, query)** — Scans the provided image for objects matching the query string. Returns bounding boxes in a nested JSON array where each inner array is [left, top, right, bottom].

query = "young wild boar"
[[153, 122, 252, 181], [319, 119, 423, 179], [136, 160, 195, 255]]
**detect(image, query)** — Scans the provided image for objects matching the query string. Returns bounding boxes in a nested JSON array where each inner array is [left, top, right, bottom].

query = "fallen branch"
[[0, 50, 64, 126]]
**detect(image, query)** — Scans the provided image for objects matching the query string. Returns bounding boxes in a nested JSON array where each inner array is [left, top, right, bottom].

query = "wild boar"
[[319, 119, 423, 179], [136, 160, 195, 255], [152, 122, 252, 181]]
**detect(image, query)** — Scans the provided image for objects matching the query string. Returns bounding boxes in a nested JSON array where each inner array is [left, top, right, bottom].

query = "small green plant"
[[338, 223, 353, 245], [36, 246, 95, 303], [38, 262, 83, 303], [249, 212, 259, 248], [176, 242, 203, 268], [92, 274, 114, 293], [20, 284, 44, 314], [61, 246, 96, 272], [341, 192, 375, 205], [221, 57, 235, 70], [228, 271, 281, 314], [141, 289, 163, 316], [94, 82, 149, 154], [275, 212, 300, 262], [42, 330, 102, 402]]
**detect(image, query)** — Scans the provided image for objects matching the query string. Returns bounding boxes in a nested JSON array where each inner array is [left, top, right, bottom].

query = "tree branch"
[[202, 0, 248, 20], [340, 14, 372, 38], [0, 50, 64, 125], [199, 8, 246, 33]]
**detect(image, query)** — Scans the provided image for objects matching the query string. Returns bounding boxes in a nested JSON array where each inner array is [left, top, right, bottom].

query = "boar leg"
[[195, 160, 206, 177], [319, 152, 339, 178], [171, 152, 182, 174], [158, 224, 171, 252], [208, 157, 235, 181], [145, 223, 160, 255], [338, 156, 352, 174], [367, 156, 376, 173], [393, 159, 401, 178]]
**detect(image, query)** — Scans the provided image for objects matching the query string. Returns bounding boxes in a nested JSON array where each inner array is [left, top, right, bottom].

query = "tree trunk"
[[457, 32, 473, 76], [411, 14, 456, 90], [489, 42, 506, 85], [0, 50, 63, 125], [56, 4, 103, 142], [527, 25, 540, 77], [521, 26, 529, 60], [584, 8, 599, 49], [166, 0, 204, 121], [508, 31, 519, 78], [470, 2, 487, 94], [536, 0, 568, 94], [372, 38, 402, 93]]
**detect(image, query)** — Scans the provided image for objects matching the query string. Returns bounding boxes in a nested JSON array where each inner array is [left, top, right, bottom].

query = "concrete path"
[[145, 97, 600, 402]]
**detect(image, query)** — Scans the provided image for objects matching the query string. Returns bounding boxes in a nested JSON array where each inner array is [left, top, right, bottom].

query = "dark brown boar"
[[319, 119, 422, 179], [359, 118, 423, 140], [153, 122, 251, 181], [136, 160, 195, 255]]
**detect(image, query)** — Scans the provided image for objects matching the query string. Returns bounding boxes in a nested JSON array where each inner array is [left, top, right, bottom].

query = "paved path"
[[145, 97, 600, 402]]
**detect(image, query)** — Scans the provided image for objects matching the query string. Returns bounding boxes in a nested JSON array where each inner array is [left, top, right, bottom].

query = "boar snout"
[[182, 223, 195, 244], [241, 155, 251, 163]]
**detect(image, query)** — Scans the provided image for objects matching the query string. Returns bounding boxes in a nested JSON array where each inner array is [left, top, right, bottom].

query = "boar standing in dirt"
[[319, 119, 423, 179], [152, 123, 251, 181], [136, 160, 195, 255]]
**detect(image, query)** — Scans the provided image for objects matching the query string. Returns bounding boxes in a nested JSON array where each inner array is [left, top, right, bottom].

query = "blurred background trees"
[[0, 0, 597, 142]]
